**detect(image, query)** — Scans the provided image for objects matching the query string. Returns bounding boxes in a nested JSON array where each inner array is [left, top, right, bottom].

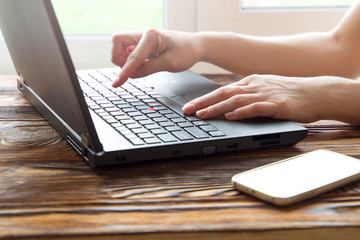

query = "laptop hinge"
[[18, 73, 25, 84], [81, 133, 90, 148]]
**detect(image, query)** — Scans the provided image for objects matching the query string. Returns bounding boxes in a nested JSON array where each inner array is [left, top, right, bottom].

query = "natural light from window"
[[242, 0, 355, 8], [51, 0, 163, 34]]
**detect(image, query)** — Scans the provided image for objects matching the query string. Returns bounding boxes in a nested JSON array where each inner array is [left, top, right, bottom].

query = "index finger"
[[183, 85, 249, 115], [113, 29, 161, 87]]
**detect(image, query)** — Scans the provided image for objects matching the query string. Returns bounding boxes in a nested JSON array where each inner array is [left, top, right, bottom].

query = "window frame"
[[196, 0, 349, 35]]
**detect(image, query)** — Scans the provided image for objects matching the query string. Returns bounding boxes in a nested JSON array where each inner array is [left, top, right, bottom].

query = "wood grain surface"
[[0, 75, 360, 240]]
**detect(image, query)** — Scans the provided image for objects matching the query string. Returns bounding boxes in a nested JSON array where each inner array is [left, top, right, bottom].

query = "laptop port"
[[226, 143, 238, 150], [116, 155, 128, 162], [202, 146, 217, 155], [253, 134, 281, 146]]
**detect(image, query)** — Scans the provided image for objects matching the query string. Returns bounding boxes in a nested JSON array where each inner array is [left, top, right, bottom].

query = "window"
[[52, 0, 164, 71], [52, 0, 163, 34]]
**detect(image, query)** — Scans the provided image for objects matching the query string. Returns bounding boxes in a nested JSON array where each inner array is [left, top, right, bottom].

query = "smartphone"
[[232, 149, 360, 206]]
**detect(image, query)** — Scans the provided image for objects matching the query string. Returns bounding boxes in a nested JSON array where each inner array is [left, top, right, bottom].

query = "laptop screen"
[[0, 0, 101, 151]]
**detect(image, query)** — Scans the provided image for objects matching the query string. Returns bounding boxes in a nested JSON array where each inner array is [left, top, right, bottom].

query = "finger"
[[126, 45, 136, 54], [129, 52, 176, 79], [111, 31, 142, 67], [113, 29, 161, 87], [182, 85, 250, 115], [195, 94, 259, 119], [225, 102, 278, 120]]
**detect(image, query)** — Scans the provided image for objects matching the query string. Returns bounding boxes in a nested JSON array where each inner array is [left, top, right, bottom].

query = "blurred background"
[[0, 0, 355, 74]]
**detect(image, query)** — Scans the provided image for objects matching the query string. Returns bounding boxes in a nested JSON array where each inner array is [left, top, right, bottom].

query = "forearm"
[[193, 31, 359, 79]]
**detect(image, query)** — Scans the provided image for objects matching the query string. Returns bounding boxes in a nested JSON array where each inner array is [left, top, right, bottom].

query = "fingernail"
[[182, 103, 194, 114], [225, 111, 235, 120], [112, 79, 120, 88], [126, 45, 136, 54], [196, 109, 209, 118]]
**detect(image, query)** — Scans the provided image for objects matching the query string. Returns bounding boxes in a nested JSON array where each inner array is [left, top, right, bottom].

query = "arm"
[[112, 1, 360, 85], [194, 1, 360, 79]]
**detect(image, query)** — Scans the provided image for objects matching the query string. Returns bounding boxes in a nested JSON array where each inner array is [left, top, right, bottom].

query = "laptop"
[[0, 0, 307, 168]]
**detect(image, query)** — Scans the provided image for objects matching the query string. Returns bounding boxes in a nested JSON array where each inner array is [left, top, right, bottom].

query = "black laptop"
[[0, 0, 307, 168]]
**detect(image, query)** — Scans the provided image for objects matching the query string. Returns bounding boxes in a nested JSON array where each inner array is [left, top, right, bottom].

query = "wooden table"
[[1, 74, 360, 240]]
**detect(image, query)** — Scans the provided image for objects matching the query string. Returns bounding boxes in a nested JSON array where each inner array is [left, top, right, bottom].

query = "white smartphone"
[[232, 149, 360, 206]]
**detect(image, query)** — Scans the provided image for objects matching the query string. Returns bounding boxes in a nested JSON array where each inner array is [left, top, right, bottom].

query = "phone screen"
[[232, 150, 360, 204]]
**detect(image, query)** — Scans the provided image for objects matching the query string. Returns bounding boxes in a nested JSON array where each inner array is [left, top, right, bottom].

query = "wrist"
[[320, 78, 360, 125], [191, 32, 211, 63], [192, 32, 238, 63]]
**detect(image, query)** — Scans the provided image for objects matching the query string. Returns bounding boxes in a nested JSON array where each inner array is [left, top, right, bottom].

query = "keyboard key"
[[104, 117, 118, 124], [135, 104, 149, 110], [178, 122, 193, 128], [139, 119, 154, 125], [172, 117, 186, 123], [123, 132, 137, 139], [147, 113, 162, 118], [129, 101, 144, 106], [173, 130, 194, 141], [105, 107, 120, 112], [95, 99, 111, 105], [128, 137, 145, 146], [193, 120, 209, 126], [111, 122, 123, 128], [166, 114, 180, 119], [108, 96, 123, 101], [151, 128, 168, 135], [132, 128, 148, 134], [141, 109, 155, 115], [100, 103, 115, 108], [122, 107, 137, 113], [185, 116, 200, 121], [138, 133, 155, 139], [159, 121, 175, 127], [153, 117, 168, 122], [159, 109, 173, 115], [115, 115, 131, 121], [185, 127, 209, 139], [133, 115, 149, 121], [127, 111, 143, 117], [120, 119, 136, 125], [144, 137, 161, 144], [200, 125, 218, 132], [209, 131, 226, 137], [126, 123, 142, 129], [157, 133, 178, 143], [145, 124, 161, 130], [115, 103, 132, 108], [109, 111, 125, 116], [165, 126, 182, 132], [89, 104, 101, 110]]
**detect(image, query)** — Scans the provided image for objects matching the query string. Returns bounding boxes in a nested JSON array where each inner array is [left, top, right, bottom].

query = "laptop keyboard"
[[77, 69, 226, 146]]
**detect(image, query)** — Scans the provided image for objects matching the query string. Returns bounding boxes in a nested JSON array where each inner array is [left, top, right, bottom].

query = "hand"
[[182, 74, 355, 123], [111, 28, 200, 87]]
